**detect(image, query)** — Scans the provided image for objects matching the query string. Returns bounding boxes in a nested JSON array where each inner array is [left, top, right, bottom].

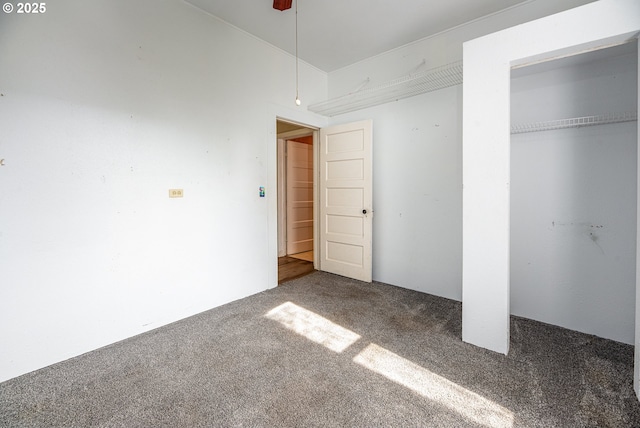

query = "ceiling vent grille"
[[309, 61, 463, 117]]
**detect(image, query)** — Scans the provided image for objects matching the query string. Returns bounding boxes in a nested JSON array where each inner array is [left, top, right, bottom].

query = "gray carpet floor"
[[1, 271, 640, 427]]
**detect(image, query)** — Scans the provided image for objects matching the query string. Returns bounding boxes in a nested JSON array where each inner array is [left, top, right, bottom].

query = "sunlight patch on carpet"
[[354, 343, 514, 428], [265, 302, 361, 353]]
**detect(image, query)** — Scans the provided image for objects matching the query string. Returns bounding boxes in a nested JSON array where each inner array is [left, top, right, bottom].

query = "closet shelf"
[[511, 111, 637, 134], [308, 61, 463, 117]]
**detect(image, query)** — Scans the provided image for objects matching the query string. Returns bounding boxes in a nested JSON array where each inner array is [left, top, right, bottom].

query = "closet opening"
[[509, 41, 638, 345]]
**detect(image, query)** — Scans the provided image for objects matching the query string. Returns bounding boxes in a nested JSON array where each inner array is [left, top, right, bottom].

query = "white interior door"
[[319, 120, 373, 282], [286, 139, 314, 255]]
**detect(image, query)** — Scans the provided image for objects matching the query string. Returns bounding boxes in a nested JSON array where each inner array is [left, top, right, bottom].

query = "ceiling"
[[184, 0, 533, 72], [512, 39, 638, 78]]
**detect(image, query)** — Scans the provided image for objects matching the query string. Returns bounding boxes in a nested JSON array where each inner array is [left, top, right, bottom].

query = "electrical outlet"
[[169, 189, 183, 198]]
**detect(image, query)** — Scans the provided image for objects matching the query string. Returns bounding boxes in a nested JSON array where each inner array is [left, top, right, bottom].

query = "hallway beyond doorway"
[[278, 256, 314, 284], [289, 251, 313, 263]]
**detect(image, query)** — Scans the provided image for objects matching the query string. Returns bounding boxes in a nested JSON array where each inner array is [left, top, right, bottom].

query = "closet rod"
[[511, 111, 637, 134]]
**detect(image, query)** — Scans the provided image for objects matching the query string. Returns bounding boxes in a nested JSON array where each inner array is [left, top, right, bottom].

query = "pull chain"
[[295, 0, 300, 106]]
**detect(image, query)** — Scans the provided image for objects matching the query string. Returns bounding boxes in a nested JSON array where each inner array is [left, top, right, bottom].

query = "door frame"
[[267, 106, 327, 288], [277, 127, 317, 262], [270, 114, 373, 287]]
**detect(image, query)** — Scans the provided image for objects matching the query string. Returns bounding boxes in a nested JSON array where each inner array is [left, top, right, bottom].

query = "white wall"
[[0, 0, 327, 382], [511, 49, 638, 344], [0, 0, 626, 383], [327, 0, 594, 301], [330, 87, 463, 299], [462, 0, 640, 355]]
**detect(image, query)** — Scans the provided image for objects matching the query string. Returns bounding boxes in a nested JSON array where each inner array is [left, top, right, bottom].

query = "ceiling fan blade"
[[273, 0, 292, 11]]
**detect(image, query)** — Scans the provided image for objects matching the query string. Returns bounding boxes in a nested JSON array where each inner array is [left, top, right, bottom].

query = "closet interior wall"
[[510, 42, 639, 344]]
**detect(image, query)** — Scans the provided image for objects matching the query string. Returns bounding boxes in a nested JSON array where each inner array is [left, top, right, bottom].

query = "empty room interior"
[[1, 0, 640, 426]]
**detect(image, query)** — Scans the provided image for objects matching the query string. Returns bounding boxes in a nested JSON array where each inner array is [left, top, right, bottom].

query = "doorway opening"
[[277, 119, 318, 284]]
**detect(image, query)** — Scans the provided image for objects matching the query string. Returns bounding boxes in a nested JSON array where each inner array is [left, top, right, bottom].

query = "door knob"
[[362, 209, 367, 214]]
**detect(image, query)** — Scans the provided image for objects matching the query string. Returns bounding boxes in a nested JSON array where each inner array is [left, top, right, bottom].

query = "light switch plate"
[[169, 189, 183, 198]]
